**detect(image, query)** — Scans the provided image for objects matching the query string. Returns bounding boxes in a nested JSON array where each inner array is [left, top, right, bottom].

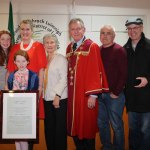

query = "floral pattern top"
[[13, 69, 29, 90]]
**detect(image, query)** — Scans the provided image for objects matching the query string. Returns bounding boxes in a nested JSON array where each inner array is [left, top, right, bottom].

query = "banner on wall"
[[14, 18, 62, 49]]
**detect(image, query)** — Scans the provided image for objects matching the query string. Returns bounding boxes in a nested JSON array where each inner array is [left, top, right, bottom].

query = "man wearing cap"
[[124, 17, 150, 150]]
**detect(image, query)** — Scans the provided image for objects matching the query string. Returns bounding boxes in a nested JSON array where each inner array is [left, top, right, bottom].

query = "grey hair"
[[69, 18, 85, 28], [100, 25, 116, 37], [43, 34, 59, 49]]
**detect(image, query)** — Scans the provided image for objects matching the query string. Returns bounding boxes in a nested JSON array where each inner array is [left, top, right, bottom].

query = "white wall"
[[1, 2, 150, 55]]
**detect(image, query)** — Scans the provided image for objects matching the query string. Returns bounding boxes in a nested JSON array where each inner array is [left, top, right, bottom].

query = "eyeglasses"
[[126, 26, 141, 31]]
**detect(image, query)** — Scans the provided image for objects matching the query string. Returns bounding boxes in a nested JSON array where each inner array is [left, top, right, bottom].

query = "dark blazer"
[[7, 70, 39, 90], [124, 33, 150, 112]]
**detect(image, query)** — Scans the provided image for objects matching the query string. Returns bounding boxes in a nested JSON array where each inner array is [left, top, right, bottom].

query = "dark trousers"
[[28, 142, 33, 150], [73, 136, 95, 150], [128, 112, 150, 150], [44, 99, 67, 150]]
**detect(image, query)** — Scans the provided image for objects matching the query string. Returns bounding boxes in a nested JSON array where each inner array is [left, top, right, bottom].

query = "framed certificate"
[[0, 90, 39, 143]]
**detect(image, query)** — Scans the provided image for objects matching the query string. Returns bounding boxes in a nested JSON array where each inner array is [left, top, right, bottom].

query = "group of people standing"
[[0, 16, 150, 150]]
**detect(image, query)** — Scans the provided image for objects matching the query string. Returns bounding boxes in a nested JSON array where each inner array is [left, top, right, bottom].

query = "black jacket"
[[124, 33, 150, 112]]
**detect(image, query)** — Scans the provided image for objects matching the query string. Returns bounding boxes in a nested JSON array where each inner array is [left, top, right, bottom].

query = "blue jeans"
[[98, 92, 125, 150], [128, 112, 150, 150]]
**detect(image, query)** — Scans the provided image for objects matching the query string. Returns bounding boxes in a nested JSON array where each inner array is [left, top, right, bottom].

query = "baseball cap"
[[125, 17, 143, 26]]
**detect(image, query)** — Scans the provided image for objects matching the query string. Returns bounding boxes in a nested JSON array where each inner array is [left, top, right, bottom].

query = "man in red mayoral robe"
[[66, 18, 109, 150]]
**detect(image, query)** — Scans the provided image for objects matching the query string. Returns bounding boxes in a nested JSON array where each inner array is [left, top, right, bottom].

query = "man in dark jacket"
[[124, 17, 150, 150]]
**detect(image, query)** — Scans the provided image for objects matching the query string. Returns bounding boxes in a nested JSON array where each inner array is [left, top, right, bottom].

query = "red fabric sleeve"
[[27, 42, 47, 72], [85, 43, 109, 95]]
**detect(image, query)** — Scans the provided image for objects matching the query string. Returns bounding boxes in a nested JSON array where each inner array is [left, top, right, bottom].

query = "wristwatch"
[[56, 94, 61, 98]]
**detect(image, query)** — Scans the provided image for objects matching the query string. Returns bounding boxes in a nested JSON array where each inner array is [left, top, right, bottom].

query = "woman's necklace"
[[20, 39, 34, 51]]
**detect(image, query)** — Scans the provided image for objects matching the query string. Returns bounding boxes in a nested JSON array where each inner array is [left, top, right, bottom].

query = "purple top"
[[100, 43, 127, 96]]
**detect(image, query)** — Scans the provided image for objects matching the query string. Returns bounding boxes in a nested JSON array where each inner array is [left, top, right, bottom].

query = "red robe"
[[66, 39, 109, 139]]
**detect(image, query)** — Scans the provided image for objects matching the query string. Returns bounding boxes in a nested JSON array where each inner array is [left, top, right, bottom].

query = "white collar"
[[20, 39, 34, 51]]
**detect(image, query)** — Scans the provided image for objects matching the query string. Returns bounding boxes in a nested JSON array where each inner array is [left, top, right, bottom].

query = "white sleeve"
[[53, 55, 68, 97]]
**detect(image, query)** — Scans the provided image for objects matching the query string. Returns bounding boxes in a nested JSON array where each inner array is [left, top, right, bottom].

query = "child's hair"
[[14, 50, 30, 62]]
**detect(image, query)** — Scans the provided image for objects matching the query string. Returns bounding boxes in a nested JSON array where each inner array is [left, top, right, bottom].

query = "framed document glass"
[[0, 90, 39, 143]]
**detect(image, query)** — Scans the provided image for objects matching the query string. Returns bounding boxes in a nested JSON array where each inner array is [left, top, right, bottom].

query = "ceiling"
[[2, 0, 150, 9]]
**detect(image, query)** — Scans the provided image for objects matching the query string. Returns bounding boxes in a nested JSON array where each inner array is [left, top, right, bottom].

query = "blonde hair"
[[20, 19, 34, 31]]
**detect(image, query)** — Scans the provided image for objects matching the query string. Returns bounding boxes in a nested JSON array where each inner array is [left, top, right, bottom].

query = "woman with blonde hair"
[[6, 19, 47, 150]]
